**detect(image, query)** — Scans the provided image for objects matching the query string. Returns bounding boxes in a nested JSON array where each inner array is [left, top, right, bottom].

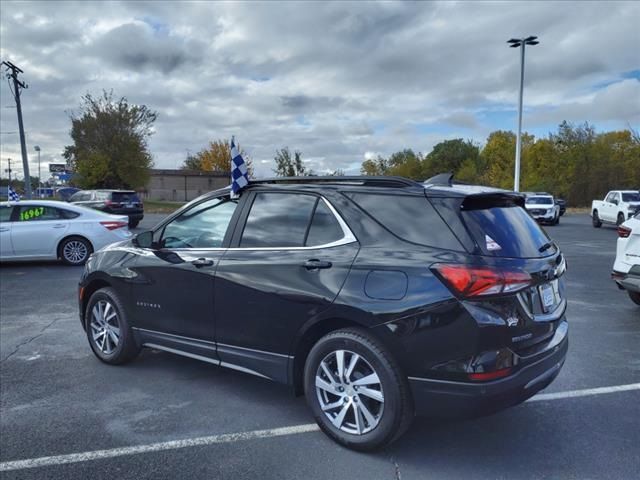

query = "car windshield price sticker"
[[19, 207, 45, 221]]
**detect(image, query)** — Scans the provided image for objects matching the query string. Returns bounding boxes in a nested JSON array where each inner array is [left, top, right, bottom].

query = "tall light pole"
[[34, 145, 41, 195], [507, 36, 539, 192]]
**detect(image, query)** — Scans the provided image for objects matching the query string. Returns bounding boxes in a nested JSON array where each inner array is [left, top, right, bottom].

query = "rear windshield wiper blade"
[[538, 242, 554, 253]]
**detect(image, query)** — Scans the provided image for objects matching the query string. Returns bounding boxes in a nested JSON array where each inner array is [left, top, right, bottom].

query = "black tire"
[[616, 213, 625, 226], [59, 236, 93, 266], [304, 328, 414, 451], [129, 219, 140, 229], [555, 214, 560, 225], [628, 291, 640, 306], [592, 210, 602, 228], [85, 287, 140, 365]]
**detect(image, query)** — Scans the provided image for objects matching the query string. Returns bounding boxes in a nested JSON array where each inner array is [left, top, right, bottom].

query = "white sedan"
[[0, 200, 132, 265], [612, 212, 640, 306]]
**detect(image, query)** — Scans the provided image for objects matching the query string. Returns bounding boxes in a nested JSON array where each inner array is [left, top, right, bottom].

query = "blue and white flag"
[[230, 136, 249, 198], [8, 186, 20, 202]]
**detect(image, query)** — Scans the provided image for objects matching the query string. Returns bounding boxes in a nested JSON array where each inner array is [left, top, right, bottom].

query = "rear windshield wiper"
[[538, 241, 554, 253]]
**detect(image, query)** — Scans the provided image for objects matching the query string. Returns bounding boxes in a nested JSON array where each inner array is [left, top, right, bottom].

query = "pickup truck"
[[592, 190, 640, 227]]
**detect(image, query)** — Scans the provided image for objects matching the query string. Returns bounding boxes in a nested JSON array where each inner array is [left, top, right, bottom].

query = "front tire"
[[304, 328, 413, 451], [59, 236, 92, 265], [629, 291, 640, 306], [86, 288, 140, 364], [592, 210, 602, 228], [616, 213, 625, 226], [129, 219, 140, 229]]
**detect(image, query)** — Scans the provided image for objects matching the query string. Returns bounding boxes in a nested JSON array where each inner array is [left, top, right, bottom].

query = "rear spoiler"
[[461, 192, 525, 210]]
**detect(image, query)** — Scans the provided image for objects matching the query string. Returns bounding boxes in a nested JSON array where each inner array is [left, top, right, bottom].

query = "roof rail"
[[249, 176, 421, 188]]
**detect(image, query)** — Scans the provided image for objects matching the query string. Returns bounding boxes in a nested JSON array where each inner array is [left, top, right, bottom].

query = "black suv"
[[78, 175, 568, 450], [69, 189, 144, 228]]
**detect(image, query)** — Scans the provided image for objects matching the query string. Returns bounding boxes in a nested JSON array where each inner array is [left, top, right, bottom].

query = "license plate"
[[125, 203, 134, 208], [539, 283, 555, 312]]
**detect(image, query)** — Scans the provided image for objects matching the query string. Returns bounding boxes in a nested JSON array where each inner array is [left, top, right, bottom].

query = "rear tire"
[[616, 213, 625, 226], [86, 287, 140, 364], [304, 328, 413, 451], [629, 291, 640, 306], [59, 236, 92, 265], [592, 210, 602, 228], [129, 219, 140, 229]]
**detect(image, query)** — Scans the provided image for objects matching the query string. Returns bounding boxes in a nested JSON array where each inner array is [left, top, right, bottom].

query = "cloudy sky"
[[0, 0, 638, 179]]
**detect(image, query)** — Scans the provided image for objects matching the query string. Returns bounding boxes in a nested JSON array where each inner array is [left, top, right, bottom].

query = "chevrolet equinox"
[[78, 174, 568, 451]]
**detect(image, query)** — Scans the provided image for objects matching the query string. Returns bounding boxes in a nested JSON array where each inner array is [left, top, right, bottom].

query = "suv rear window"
[[431, 196, 555, 258], [112, 192, 140, 203], [346, 193, 463, 250]]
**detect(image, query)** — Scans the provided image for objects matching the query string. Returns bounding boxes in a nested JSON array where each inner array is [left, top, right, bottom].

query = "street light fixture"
[[507, 35, 539, 192], [34, 145, 41, 196]]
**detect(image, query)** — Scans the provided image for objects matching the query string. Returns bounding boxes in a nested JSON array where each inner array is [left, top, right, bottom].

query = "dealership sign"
[[49, 163, 67, 173]]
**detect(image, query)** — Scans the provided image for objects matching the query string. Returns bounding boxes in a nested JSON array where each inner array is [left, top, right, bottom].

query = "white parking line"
[[0, 424, 320, 472], [2, 382, 639, 472], [526, 382, 640, 402]]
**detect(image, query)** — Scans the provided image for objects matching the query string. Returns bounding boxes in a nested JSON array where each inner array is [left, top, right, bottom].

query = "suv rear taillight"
[[100, 220, 128, 230], [433, 264, 532, 297], [618, 226, 632, 238]]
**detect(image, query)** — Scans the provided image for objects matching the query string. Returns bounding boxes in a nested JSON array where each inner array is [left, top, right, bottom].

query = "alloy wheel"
[[315, 349, 384, 435], [63, 240, 88, 264], [90, 300, 121, 355]]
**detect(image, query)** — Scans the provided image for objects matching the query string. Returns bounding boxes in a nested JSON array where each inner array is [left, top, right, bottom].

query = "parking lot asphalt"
[[1, 213, 639, 479]]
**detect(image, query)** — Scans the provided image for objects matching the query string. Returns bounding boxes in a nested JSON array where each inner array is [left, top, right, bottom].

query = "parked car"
[[555, 198, 566, 216], [524, 193, 560, 225], [0, 200, 131, 265], [612, 212, 640, 306], [69, 189, 144, 228], [78, 175, 568, 451], [55, 187, 81, 201], [592, 190, 640, 227]]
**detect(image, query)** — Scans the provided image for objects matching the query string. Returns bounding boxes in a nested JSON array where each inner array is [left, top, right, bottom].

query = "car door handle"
[[191, 258, 214, 268], [53, 224, 66, 228], [303, 259, 332, 270], [0, 227, 8, 232]]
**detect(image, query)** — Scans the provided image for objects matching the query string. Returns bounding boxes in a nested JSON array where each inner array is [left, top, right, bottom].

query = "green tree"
[[423, 139, 480, 179], [181, 154, 201, 170], [360, 155, 389, 175], [63, 91, 157, 189], [273, 147, 310, 176]]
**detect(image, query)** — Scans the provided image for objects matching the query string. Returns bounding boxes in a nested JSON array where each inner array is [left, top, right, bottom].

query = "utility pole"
[[2, 61, 32, 199], [34, 145, 41, 195]]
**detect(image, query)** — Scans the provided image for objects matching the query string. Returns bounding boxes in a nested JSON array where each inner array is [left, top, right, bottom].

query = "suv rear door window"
[[240, 193, 316, 248], [305, 200, 343, 247]]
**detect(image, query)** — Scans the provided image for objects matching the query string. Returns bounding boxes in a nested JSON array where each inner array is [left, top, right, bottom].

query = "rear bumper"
[[612, 270, 640, 293], [409, 323, 568, 418]]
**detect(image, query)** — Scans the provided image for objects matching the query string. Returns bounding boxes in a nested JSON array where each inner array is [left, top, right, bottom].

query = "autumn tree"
[[183, 139, 253, 176], [63, 90, 156, 189]]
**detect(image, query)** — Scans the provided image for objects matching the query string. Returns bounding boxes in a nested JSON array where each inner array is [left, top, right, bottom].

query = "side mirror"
[[133, 230, 154, 249], [612, 199, 619, 205]]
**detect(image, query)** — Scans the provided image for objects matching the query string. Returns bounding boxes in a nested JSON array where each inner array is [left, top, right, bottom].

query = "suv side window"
[[306, 200, 344, 246], [160, 197, 237, 249], [347, 193, 463, 251], [240, 193, 317, 248]]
